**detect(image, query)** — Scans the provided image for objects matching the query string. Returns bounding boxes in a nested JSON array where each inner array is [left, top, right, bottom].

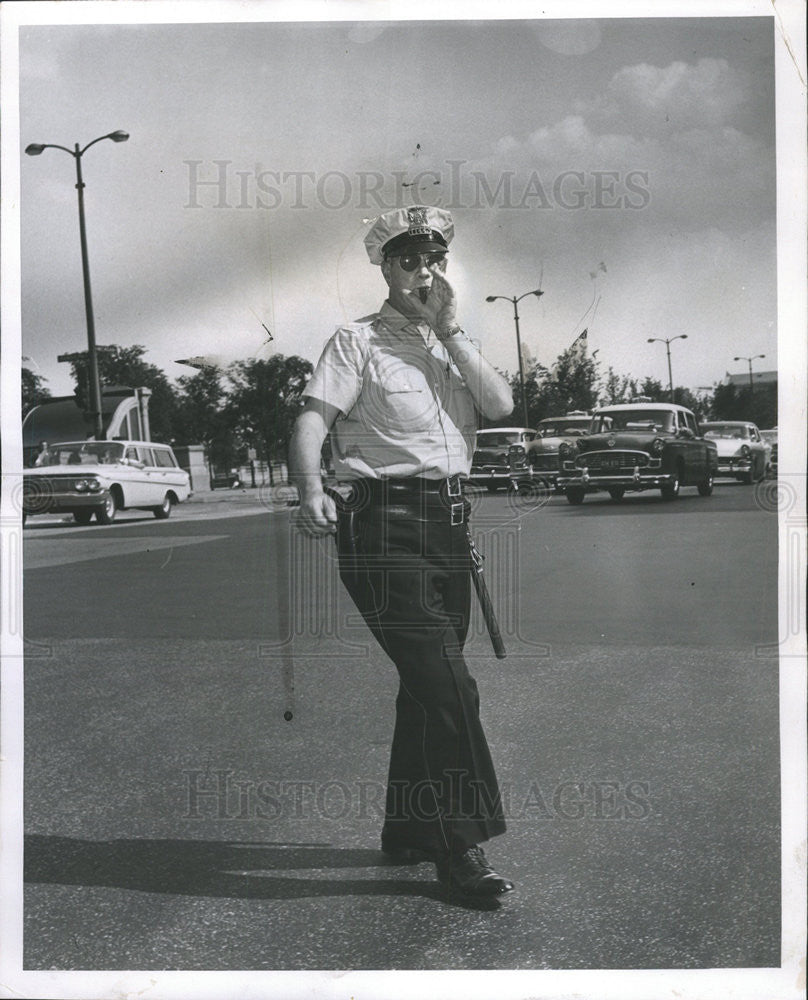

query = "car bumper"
[[557, 471, 677, 490], [468, 468, 550, 488], [468, 469, 511, 486], [715, 459, 751, 474], [22, 489, 110, 515], [528, 466, 560, 484]]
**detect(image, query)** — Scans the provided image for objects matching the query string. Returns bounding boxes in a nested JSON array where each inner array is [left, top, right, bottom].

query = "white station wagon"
[[22, 440, 191, 525]]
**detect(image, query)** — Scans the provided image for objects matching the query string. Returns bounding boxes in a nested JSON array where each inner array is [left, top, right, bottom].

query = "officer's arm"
[[289, 398, 341, 536], [405, 271, 513, 421], [443, 334, 514, 421]]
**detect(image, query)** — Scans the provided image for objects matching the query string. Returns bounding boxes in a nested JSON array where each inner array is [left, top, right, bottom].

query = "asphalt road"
[[21, 481, 780, 971]]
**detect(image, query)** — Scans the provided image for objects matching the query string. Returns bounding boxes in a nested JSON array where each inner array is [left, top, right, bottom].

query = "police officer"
[[289, 206, 515, 899]]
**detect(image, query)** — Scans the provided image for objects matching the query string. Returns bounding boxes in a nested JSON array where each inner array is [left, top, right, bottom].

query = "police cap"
[[364, 205, 454, 265]]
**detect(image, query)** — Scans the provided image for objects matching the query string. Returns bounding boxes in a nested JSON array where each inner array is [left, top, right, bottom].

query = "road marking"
[[23, 535, 228, 570]]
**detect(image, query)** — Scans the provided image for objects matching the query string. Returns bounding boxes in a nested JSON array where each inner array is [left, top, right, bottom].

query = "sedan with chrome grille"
[[701, 421, 771, 484], [556, 403, 718, 504], [22, 440, 190, 525]]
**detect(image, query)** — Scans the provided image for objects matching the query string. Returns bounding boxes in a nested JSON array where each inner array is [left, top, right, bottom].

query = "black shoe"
[[435, 845, 515, 898], [380, 836, 436, 865]]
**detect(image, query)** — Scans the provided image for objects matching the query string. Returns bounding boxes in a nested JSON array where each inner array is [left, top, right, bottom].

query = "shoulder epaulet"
[[332, 313, 379, 339]]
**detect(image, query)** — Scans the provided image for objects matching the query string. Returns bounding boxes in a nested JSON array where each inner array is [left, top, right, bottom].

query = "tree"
[[66, 344, 179, 441], [225, 355, 313, 481], [551, 345, 600, 414], [495, 345, 602, 429], [638, 377, 666, 401], [712, 382, 776, 429], [22, 367, 51, 416], [672, 386, 707, 419], [174, 366, 237, 470], [599, 367, 637, 406]]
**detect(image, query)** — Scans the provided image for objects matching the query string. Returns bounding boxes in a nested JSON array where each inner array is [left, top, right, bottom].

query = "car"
[[701, 421, 771, 483], [556, 402, 718, 504], [22, 440, 191, 525], [468, 427, 536, 492], [525, 412, 591, 489], [759, 428, 777, 477]]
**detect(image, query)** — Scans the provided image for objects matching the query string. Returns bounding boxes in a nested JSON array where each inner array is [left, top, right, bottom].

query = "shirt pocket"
[[365, 368, 435, 433]]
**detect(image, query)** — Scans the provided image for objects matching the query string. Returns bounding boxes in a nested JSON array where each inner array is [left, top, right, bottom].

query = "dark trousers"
[[335, 480, 506, 857]]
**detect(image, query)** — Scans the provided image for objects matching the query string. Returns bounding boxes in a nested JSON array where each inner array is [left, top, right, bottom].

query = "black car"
[[557, 403, 718, 504]]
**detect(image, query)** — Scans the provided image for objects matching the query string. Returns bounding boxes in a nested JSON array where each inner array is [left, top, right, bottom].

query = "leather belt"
[[341, 475, 467, 525]]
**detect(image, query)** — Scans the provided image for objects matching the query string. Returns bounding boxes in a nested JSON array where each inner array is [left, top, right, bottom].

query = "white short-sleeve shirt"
[[303, 301, 478, 480]]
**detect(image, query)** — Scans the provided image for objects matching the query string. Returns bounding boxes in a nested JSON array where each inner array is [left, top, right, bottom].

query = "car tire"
[[95, 493, 117, 525], [74, 509, 93, 525], [697, 473, 714, 497], [739, 471, 753, 485], [153, 494, 172, 519], [608, 487, 625, 501], [566, 487, 586, 505], [660, 474, 680, 501]]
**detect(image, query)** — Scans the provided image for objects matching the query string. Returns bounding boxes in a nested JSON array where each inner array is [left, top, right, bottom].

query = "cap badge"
[[406, 207, 432, 237]]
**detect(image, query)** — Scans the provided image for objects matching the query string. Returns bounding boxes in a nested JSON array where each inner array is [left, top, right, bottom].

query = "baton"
[[466, 527, 507, 659]]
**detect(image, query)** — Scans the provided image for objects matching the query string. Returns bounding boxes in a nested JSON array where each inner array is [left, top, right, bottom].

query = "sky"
[[15, 8, 779, 400]]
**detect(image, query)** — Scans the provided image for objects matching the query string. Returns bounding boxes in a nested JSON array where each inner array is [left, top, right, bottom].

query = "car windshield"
[[476, 432, 520, 448], [592, 410, 675, 433], [703, 425, 749, 439], [539, 420, 590, 436], [43, 442, 126, 466]]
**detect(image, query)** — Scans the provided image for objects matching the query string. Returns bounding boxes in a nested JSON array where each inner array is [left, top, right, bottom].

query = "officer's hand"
[[295, 490, 337, 537], [407, 270, 457, 333]]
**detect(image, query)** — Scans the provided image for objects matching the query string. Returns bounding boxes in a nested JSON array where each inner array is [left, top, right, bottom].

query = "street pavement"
[[20, 482, 780, 971]]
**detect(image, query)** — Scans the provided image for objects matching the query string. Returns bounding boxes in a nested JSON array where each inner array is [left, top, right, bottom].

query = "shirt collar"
[[379, 300, 430, 339]]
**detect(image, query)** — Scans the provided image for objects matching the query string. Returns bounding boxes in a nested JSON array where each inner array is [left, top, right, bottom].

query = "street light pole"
[[647, 334, 688, 402], [486, 288, 544, 427], [734, 354, 765, 393], [25, 130, 129, 441]]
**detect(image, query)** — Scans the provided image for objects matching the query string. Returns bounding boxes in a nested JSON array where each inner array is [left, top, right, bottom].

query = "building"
[[22, 386, 152, 467], [724, 369, 778, 389]]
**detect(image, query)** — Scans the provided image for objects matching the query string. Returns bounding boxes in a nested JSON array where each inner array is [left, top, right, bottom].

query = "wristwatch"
[[437, 324, 467, 342]]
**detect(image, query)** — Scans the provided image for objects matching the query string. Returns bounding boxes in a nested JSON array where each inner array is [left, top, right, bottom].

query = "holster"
[[324, 486, 363, 590]]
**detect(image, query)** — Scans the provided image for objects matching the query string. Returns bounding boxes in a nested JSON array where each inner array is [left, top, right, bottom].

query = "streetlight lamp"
[[485, 289, 544, 427], [647, 334, 688, 403], [25, 130, 129, 440], [733, 354, 765, 392]]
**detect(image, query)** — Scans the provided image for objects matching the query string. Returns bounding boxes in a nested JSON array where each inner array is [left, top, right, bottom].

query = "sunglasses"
[[392, 252, 448, 272]]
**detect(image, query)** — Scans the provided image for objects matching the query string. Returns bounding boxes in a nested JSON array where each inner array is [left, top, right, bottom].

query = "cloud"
[[457, 56, 772, 236], [587, 58, 750, 134]]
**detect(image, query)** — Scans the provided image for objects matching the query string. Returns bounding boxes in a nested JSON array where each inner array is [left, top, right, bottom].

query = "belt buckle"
[[450, 501, 464, 525], [447, 475, 462, 498]]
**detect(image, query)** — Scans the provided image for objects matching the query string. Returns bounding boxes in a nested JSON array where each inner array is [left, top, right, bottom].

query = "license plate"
[[601, 458, 621, 470]]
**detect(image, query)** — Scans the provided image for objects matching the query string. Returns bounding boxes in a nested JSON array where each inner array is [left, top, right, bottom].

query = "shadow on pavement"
[[24, 834, 502, 912]]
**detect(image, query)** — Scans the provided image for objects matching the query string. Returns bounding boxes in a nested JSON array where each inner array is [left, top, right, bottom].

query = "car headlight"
[[559, 442, 573, 459], [740, 444, 751, 458], [651, 437, 664, 454], [74, 479, 88, 492], [87, 478, 102, 492]]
